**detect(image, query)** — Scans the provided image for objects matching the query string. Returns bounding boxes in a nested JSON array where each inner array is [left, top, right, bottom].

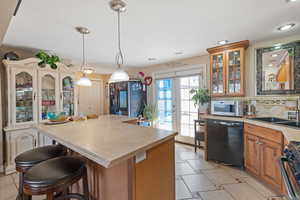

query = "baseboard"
[[4, 165, 16, 175]]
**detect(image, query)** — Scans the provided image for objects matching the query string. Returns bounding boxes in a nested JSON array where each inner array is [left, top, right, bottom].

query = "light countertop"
[[200, 114, 300, 142], [37, 115, 177, 168]]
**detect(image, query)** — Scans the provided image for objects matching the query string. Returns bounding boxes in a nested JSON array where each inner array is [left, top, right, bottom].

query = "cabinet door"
[[260, 138, 282, 190], [59, 74, 77, 116], [38, 71, 60, 122], [226, 48, 245, 96], [244, 133, 260, 176], [210, 52, 226, 96], [11, 68, 37, 126]]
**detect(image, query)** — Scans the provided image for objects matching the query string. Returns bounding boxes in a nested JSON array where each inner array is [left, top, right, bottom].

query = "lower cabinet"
[[244, 123, 283, 193], [4, 128, 38, 174]]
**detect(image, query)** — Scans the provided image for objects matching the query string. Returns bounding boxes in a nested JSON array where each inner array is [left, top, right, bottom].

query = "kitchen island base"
[[70, 138, 175, 200]]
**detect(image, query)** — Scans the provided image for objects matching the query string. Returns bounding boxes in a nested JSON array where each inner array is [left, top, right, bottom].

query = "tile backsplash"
[[213, 96, 299, 119]]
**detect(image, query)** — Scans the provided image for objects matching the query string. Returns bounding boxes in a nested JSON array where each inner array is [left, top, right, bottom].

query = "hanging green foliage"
[[143, 104, 157, 121], [36, 51, 60, 69]]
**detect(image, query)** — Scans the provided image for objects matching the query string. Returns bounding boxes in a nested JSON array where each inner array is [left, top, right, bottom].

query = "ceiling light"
[[274, 44, 282, 49], [175, 52, 183, 55], [272, 54, 278, 58], [217, 40, 228, 45], [82, 67, 95, 74], [76, 26, 93, 86], [277, 23, 296, 31], [286, 0, 298, 3], [109, 0, 129, 83], [268, 64, 273, 67], [76, 75, 92, 86], [148, 58, 156, 61]]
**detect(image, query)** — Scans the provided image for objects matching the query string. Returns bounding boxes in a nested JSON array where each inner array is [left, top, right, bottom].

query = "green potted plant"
[[190, 88, 210, 116], [36, 51, 60, 69], [142, 104, 157, 126]]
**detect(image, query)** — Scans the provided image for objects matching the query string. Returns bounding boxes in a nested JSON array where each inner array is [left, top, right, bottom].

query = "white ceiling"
[[3, 0, 300, 71]]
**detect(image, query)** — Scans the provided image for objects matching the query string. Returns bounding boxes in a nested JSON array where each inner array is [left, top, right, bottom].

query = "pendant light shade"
[[76, 75, 92, 86], [75, 26, 93, 86], [109, 68, 129, 83], [108, 0, 129, 83]]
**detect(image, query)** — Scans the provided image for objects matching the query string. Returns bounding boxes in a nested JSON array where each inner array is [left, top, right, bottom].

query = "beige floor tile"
[[176, 179, 192, 199], [0, 183, 18, 200], [182, 174, 216, 192], [176, 162, 196, 176], [242, 176, 276, 198], [0, 175, 15, 189], [187, 159, 218, 170], [220, 165, 250, 179], [202, 169, 239, 185], [179, 151, 202, 160], [223, 183, 266, 200], [199, 190, 235, 200]]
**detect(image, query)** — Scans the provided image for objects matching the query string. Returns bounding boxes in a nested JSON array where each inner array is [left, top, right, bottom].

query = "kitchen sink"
[[276, 121, 300, 128], [250, 117, 289, 123]]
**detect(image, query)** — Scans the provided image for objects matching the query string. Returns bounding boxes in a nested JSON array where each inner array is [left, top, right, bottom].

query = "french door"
[[155, 75, 201, 144]]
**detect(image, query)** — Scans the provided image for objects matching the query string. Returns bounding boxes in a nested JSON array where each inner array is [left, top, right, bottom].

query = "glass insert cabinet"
[[207, 40, 249, 97], [4, 58, 78, 127]]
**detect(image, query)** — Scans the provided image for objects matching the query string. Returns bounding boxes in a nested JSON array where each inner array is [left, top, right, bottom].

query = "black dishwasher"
[[207, 119, 244, 168]]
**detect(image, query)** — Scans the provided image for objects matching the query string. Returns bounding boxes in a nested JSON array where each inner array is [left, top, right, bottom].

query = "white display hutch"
[[2, 58, 79, 174]]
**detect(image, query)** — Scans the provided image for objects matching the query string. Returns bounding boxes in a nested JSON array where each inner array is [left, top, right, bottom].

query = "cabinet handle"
[[33, 92, 36, 101]]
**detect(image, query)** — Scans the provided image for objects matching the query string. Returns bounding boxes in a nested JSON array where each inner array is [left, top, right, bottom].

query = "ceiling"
[[3, 0, 300, 71]]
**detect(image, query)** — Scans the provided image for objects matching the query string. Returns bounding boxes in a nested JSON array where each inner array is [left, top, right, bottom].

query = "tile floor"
[[0, 144, 287, 200], [175, 143, 286, 200]]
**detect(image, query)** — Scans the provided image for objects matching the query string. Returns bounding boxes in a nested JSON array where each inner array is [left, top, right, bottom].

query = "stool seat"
[[24, 156, 85, 189], [15, 145, 67, 168]]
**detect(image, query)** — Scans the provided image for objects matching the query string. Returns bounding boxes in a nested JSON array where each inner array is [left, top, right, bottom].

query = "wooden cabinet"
[[244, 133, 260, 176], [4, 128, 38, 174], [207, 40, 249, 97], [244, 123, 283, 193]]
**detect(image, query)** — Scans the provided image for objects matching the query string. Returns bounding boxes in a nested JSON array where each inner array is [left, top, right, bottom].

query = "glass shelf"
[[41, 75, 56, 120], [62, 76, 74, 116]]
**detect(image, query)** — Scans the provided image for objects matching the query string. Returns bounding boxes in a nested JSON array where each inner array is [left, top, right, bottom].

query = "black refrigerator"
[[109, 81, 146, 117]]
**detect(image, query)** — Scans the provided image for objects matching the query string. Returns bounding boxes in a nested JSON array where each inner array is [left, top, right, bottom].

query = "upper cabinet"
[[3, 58, 79, 129], [207, 40, 249, 97]]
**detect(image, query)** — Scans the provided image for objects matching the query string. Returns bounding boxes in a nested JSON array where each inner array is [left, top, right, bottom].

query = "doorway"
[[155, 75, 202, 144], [78, 79, 104, 116]]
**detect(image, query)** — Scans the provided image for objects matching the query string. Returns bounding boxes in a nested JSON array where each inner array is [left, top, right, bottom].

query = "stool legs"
[[17, 172, 31, 200], [82, 168, 89, 200]]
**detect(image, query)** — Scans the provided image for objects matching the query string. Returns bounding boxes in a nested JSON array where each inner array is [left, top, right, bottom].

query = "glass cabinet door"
[[40, 74, 57, 120], [227, 49, 243, 94], [61, 76, 75, 116], [211, 53, 225, 95], [15, 71, 36, 124]]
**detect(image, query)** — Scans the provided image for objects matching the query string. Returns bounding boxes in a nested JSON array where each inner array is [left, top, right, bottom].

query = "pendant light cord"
[[82, 33, 86, 69], [116, 10, 124, 68]]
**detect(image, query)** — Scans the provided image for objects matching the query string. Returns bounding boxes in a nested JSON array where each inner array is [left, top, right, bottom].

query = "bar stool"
[[23, 156, 89, 200], [15, 145, 67, 200]]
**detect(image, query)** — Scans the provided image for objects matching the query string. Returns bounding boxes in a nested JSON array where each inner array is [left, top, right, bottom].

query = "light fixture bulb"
[[109, 69, 129, 83], [76, 76, 92, 86], [82, 67, 95, 74]]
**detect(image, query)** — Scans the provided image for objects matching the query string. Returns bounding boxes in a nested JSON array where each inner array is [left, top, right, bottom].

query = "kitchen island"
[[37, 115, 178, 200]]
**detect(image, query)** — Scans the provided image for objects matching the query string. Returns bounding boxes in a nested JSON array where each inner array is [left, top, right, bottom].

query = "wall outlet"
[[135, 152, 147, 163]]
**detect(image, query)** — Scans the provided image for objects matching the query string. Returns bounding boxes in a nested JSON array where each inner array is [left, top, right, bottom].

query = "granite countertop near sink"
[[37, 115, 178, 168], [200, 114, 300, 142]]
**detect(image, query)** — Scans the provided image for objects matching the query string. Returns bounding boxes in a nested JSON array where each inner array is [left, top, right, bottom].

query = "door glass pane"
[[62, 76, 74, 116], [227, 50, 241, 93], [41, 75, 56, 120], [212, 54, 224, 94], [179, 76, 199, 137], [16, 72, 33, 123], [156, 79, 173, 131]]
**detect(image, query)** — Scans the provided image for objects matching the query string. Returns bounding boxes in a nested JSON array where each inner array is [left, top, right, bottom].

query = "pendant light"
[[76, 27, 93, 86], [109, 0, 129, 83]]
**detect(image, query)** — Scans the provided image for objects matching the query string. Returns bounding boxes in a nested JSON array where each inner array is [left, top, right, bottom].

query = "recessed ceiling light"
[[148, 58, 156, 61], [217, 40, 228, 45], [175, 52, 183, 55], [277, 23, 296, 31], [274, 44, 282, 49], [272, 54, 278, 58], [268, 64, 273, 67], [286, 0, 298, 3]]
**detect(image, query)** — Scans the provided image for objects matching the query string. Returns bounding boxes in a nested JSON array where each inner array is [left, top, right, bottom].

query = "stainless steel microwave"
[[211, 100, 244, 117]]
